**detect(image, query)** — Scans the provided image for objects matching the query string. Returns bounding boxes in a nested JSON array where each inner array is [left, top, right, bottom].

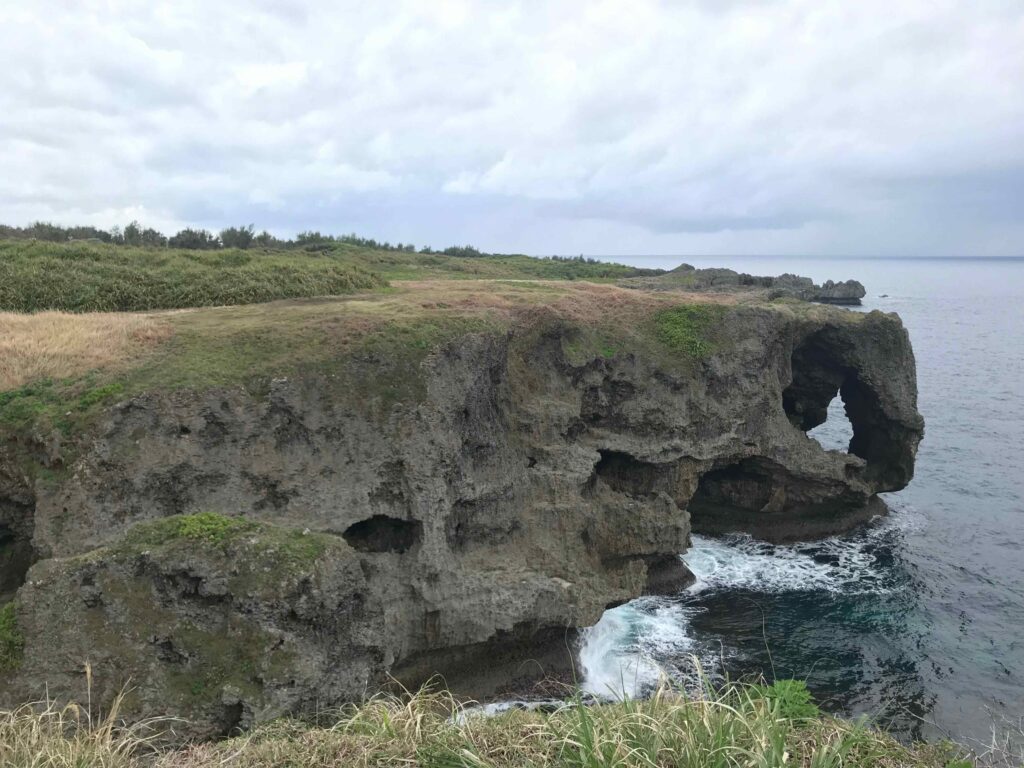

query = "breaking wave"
[[578, 506, 920, 699]]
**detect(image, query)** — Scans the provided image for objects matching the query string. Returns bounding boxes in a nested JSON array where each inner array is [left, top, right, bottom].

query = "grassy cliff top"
[[0, 281, 743, 432], [0, 237, 863, 477], [0, 239, 659, 314], [0, 274, 862, 460]]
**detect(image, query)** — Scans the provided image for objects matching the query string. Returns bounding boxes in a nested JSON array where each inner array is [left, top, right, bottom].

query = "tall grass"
[[0, 241, 386, 312], [0, 310, 171, 390], [0, 239, 664, 313], [0, 693, 162, 768], [0, 677, 980, 768]]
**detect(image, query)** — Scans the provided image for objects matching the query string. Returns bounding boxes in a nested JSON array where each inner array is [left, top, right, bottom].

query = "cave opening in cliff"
[[343, 515, 422, 554], [806, 392, 855, 452], [688, 458, 779, 528], [593, 449, 663, 497], [783, 332, 857, 454], [783, 332, 911, 489], [0, 528, 32, 601]]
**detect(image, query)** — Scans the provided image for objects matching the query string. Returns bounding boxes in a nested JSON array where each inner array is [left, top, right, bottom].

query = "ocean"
[[577, 256, 1024, 749]]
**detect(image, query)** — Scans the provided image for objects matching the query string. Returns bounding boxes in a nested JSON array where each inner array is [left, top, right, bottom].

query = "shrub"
[[749, 678, 820, 720]]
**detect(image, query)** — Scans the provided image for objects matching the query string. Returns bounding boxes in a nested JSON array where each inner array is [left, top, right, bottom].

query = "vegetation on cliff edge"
[[654, 304, 728, 359], [116, 513, 332, 578], [0, 681, 983, 767], [0, 240, 387, 313], [0, 602, 23, 672], [0, 239, 659, 313]]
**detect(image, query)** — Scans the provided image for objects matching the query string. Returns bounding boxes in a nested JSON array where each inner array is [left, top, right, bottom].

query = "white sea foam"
[[687, 504, 921, 596], [686, 533, 878, 595], [579, 599, 702, 699], [578, 508, 921, 698]]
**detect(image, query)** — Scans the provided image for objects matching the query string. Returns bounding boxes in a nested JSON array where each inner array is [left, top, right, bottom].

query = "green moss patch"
[[561, 330, 620, 366], [127, 512, 257, 546], [162, 619, 295, 707], [0, 377, 128, 431], [0, 601, 23, 672], [653, 303, 727, 359], [116, 513, 334, 595]]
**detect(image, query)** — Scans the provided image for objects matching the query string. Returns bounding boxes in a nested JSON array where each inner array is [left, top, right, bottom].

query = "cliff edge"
[[0, 277, 922, 738]]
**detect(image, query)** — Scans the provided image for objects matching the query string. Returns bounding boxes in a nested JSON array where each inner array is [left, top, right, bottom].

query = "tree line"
[[0, 221, 610, 264], [0, 221, 423, 252]]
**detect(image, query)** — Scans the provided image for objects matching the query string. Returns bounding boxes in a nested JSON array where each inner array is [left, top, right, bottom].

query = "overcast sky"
[[2, 1, 1022, 256]]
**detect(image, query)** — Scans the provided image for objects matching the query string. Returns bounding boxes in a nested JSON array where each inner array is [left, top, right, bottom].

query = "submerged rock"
[[0, 290, 922, 739]]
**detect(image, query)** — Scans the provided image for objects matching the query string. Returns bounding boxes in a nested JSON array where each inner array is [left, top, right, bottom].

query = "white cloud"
[[0, 0, 1022, 254]]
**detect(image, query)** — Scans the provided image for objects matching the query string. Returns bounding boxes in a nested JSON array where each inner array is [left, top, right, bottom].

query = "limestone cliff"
[[0, 283, 923, 738]]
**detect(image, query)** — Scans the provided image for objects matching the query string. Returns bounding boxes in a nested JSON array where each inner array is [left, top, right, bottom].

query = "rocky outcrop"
[[624, 266, 867, 305], [0, 298, 922, 738], [812, 279, 866, 305]]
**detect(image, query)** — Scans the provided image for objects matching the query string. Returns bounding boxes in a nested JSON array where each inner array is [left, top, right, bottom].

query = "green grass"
[[0, 378, 127, 432], [0, 376, 137, 480], [749, 678, 820, 720], [119, 513, 328, 569], [126, 512, 256, 546], [325, 243, 661, 283], [0, 602, 23, 673], [0, 240, 387, 312], [0, 681, 978, 767], [653, 304, 727, 359], [0, 240, 661, 313]]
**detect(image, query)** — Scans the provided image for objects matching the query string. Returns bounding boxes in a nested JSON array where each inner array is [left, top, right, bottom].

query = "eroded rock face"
[[0, 303, 923, 737], [812, 279, 867, 305]]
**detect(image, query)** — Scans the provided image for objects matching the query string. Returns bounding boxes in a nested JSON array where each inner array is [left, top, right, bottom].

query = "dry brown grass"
[[0, 280, 744, 397], [0, 311, 172, 391], [0, 683, 975, 768]]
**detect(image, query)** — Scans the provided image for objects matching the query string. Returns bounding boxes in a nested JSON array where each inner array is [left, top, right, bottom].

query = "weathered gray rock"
[[624, 265, 866, 305], [0, 300, 923, 738], [812, 279, 866, 305]]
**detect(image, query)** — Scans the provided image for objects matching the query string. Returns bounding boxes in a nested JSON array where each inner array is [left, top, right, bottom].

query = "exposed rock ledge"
[[622, 265, 867, 305], [0, 288, 922, 740]]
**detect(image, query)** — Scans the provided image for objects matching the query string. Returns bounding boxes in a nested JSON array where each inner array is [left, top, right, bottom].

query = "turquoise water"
[[579, 257, 1024, 748]]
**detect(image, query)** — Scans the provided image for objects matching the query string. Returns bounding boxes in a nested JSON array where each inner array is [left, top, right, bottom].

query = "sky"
[[1, 0, 1023, 256]]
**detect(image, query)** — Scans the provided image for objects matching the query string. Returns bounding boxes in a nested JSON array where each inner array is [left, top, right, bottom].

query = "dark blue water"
[[579, 257, 1024, 750]]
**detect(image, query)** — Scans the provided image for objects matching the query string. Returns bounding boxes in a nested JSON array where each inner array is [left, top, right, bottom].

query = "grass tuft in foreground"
[[0, 679, 986, 767]]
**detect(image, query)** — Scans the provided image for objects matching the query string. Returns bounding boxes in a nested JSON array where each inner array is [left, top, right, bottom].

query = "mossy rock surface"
[[0, 601, 23, 672], [9, 513, 378, 739]]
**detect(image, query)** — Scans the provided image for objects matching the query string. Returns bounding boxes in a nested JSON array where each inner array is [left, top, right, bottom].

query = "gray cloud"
[[1, 0, 1022, 255]]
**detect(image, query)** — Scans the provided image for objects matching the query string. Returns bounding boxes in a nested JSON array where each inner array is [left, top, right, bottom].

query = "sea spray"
[[578, 600, 701, 699], [578, 508, 920, 698]]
